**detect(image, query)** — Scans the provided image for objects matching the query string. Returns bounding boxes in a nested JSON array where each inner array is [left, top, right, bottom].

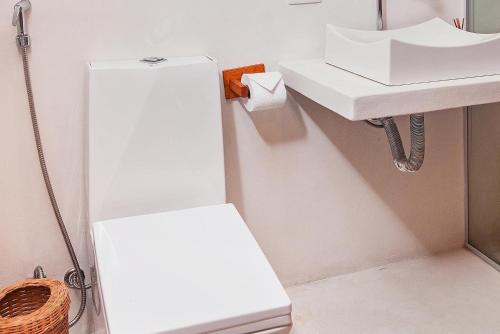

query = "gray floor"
[[285, 249, 500, 334]]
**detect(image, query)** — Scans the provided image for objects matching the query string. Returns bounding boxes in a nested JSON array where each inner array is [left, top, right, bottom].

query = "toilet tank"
[[88, 56, 225, 222]]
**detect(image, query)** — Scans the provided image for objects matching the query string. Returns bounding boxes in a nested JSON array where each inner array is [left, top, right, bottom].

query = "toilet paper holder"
[[223, 63, 266, 99]]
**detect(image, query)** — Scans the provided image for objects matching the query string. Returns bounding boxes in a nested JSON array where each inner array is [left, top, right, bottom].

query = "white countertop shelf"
[[279, 59, 500, 121]]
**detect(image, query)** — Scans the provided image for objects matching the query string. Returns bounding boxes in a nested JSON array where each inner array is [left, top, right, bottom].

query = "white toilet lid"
[[92, 204, 291, 334]]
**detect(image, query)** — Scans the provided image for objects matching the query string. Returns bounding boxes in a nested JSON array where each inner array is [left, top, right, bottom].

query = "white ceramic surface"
[[92, 204, 291, 334], [88, 57, 226, 222], [88, 57, 292, 334], [325, 18, 500, 85], [280, 59, 500, 120], [88, 56, 226, 334]]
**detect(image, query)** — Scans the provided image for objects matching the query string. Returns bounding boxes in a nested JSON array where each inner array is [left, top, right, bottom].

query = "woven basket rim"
[[0, 278, 70, 325]]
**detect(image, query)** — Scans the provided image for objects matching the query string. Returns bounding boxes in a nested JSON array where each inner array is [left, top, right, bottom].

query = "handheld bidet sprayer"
[[12, 0, 31, 49]]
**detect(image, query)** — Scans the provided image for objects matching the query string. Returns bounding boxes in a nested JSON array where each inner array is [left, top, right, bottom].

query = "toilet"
[[87, 56, 292, 334]]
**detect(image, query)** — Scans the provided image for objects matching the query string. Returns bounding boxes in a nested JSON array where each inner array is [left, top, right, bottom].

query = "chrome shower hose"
[[20, 47, 86, 327]]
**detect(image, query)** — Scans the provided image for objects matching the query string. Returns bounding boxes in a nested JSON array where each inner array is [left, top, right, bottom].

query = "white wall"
[[0, 0, 464, 333]]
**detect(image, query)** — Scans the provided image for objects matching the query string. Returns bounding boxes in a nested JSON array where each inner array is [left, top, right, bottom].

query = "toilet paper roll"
[[241, 72, 287, 112]]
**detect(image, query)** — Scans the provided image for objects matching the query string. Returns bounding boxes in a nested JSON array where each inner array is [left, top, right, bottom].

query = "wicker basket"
[[0, 279, 70, 334]]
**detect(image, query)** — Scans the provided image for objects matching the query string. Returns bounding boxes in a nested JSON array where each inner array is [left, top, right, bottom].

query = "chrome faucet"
[[377, 0, 384, 30], [12, 0, 31, 49]]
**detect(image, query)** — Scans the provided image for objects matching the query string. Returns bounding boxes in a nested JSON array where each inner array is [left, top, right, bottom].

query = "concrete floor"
[[285, 249, 500, 334]]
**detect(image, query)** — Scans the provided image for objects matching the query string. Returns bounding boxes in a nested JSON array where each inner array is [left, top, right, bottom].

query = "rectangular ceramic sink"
[[325, 18, 500, 86]]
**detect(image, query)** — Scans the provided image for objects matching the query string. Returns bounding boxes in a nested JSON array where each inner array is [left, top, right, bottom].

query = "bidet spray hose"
[[20, 46, 87, 328]]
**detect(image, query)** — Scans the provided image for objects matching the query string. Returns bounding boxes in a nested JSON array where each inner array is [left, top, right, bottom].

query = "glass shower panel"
[[468, 0, 500, 265]]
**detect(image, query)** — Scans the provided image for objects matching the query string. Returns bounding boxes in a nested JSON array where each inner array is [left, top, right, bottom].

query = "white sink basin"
[[325, 18, 500, 86]]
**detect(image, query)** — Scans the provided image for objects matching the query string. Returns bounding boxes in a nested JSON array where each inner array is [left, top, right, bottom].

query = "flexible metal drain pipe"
[[380, 114, 426, 172], [13, 0, 86, 327]]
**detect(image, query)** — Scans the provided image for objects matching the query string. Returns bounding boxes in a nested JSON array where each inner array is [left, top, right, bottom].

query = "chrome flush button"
[[140, 56, 167, 64]]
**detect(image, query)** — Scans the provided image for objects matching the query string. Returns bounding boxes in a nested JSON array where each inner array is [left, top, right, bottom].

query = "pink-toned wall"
[[0, 1, 464, 332]]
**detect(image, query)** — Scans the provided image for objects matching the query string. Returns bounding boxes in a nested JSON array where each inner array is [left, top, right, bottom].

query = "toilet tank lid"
[[92, 204, 291, 334], [89, 55, 216, 70]]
